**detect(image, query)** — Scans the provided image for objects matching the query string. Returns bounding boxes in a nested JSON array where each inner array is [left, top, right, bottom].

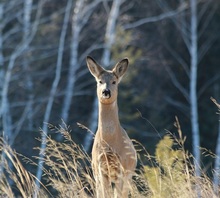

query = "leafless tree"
[[0, 0, 44, 184], [34, 0, 73, 194], [0, 0, 43, 146], [156, 0, 218, 178], [61, 0, 103, 123]]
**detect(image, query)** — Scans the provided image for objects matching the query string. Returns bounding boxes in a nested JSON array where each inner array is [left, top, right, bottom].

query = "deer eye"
[[99, 80, 102, 84], [112, 81, 116, 84]]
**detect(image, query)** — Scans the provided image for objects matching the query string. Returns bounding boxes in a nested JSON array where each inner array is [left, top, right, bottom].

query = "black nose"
[[102, 89, 111, 98]]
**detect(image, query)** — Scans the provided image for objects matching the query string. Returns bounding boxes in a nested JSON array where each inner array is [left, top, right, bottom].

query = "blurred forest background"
[[0, 0, 220, 188]]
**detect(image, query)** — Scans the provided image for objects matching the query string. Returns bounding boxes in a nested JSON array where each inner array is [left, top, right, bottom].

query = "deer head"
[[86, 56, 129, 105]]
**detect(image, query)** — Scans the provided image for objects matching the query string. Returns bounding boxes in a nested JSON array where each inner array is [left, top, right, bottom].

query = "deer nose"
[[102, 89, 111, 98]]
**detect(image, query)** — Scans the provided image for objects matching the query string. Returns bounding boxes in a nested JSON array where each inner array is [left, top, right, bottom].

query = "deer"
[[86, 56, 137, 198]]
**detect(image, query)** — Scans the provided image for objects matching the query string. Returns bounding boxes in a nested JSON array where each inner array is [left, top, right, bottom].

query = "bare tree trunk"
[[157, 0, 203, 177], [189, 0, 200, 178], [61, 0, 83, 123], [213, 86, 220, 195], [83, 0, 122, 152], [61, 0, 101, 123], [83, 97, 98, 151], [214, 118, 220, 194], [23, 0, 34, 131], [0, 2, 10, 179], [34, 0, 73, 194], [102, 0, 121, 66], [0, 3, 3, 80]]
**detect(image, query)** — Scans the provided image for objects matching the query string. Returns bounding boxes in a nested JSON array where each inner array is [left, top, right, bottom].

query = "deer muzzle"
[[102, 89, 111, 99]]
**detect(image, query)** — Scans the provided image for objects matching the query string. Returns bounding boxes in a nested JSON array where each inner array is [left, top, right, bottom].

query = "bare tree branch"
[[164, 64, 189, 102], [157, 0, 193, 51], [165, 96, 190, 117], [198, 36, 217, 63], [165, 42, 190, 77], [198, 4, 216, 38], [79, 43, 104, 66], [198, 74, 220, 98]]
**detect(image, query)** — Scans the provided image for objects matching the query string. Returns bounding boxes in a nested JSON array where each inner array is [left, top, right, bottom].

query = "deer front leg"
[[114, 179, 123, 198], [114, 181, 129, 198], [114, 174, 132, 198], [95, 163, 112, 198]]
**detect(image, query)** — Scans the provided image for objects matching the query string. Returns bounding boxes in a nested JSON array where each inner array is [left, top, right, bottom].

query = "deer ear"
[[86, 56, 104, 78], [112, 58, 129, 82]]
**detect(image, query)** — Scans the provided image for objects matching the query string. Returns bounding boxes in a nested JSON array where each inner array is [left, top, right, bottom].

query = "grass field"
[[0, 121, 219, 198]]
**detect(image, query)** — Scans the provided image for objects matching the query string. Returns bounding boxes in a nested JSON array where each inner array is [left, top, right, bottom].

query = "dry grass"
[[0, 122, 219, 198], [0, 139, 48, 198]]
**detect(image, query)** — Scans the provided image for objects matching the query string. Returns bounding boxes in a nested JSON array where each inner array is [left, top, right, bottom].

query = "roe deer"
[[86, 56, 137, 198]]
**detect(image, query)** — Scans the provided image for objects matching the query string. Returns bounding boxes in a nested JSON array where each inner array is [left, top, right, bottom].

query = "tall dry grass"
[[0, 138, 48, 197], [0, 121, 219, 198]]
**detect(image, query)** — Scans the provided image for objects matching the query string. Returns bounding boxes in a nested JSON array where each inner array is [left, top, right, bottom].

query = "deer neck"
[[98, 100, 121, 136]]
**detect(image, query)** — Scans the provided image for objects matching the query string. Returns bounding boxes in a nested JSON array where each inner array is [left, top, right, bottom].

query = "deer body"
[[86, 56, 137, 198]]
